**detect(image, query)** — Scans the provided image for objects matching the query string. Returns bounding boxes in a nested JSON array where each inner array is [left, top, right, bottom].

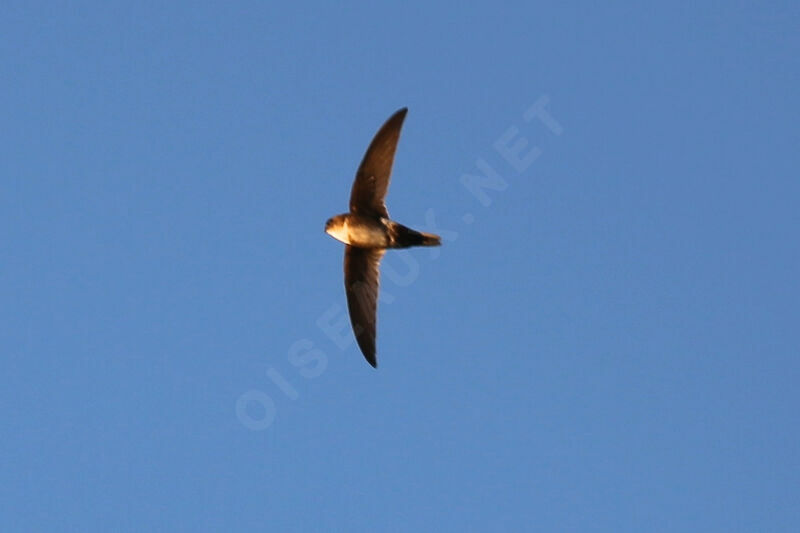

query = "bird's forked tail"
[[416, 231, 441, 246], [390, 223, 442, 248]]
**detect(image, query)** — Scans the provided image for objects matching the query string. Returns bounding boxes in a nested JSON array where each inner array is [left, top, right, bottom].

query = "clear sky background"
[[2, 1, 798, 531]]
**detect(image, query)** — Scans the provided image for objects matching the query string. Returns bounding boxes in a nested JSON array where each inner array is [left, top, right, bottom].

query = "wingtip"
[[384, 107, 408, 131]]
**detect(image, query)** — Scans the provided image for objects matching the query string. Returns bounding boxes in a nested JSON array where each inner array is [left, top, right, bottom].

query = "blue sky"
[[2, 1, 799, 531]]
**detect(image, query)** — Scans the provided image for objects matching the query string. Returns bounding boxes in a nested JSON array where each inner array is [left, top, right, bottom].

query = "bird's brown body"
[[325, 213, 440, 249], [324, 108, 441, 367]]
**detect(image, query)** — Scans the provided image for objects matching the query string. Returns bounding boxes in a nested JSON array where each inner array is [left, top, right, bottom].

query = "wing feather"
[[349, 108, 408, 218], [344, 246, 385, 367]]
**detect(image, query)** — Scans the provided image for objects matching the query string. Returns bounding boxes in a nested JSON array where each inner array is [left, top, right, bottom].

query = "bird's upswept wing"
[[349, 108, 408, 219], [344, 245, 385, 367]]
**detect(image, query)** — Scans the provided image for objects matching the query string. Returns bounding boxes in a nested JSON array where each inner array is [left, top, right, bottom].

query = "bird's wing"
[[349, 108, 408, 219], [344, 245, 385, 367]]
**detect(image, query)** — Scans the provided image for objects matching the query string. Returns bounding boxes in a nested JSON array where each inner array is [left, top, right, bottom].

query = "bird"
[[324, 108, 441, 368]]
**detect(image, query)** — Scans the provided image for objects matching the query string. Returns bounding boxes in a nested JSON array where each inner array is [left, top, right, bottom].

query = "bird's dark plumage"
[[325, 107, 440, 367], [344, 246, 385, 367], [349, 108, 407, 219]]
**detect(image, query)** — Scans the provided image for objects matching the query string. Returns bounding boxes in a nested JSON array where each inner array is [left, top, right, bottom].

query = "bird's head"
[[324, 214, 349, 244]]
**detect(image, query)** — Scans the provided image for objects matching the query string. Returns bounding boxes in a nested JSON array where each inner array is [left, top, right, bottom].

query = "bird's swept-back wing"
[[349, 108, 408, 219], [344, 245, 385, 367]]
